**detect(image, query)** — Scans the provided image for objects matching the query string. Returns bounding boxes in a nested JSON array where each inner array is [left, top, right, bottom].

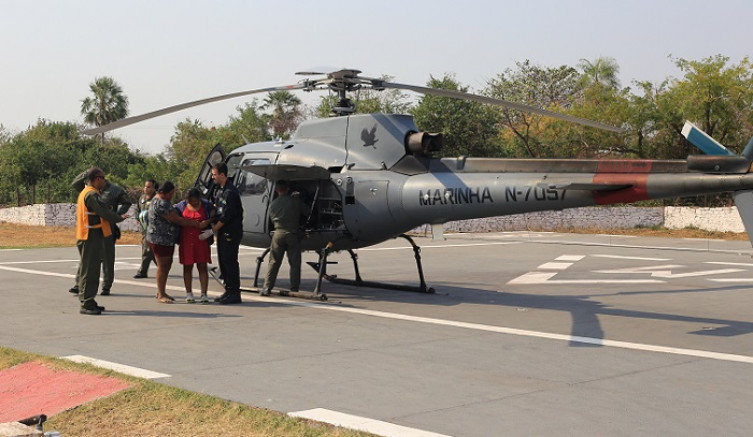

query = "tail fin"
[[682, 121, 734, 155], [733, 191, 753, 246]]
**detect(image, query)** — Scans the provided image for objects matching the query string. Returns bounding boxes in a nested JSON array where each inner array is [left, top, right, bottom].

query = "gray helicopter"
[[84, 69, 753, 300]]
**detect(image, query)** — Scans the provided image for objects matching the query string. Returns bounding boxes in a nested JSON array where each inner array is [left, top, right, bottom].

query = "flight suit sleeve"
[[115, 187, 132, 215], [85, 192, 125, 224], [71, 171, 87, 192]]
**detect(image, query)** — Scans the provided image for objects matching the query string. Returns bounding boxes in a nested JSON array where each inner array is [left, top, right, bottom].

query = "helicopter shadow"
[[311, 279, 753, 347]]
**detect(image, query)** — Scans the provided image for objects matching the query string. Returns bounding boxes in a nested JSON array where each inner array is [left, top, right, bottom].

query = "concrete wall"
[[664, 206, 745, 233], [0, 203, 141, 232], [0, 203, 747, 234]]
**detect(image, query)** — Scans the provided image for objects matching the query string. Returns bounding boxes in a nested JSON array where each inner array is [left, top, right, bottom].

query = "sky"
[[1, 0, 752, 155]]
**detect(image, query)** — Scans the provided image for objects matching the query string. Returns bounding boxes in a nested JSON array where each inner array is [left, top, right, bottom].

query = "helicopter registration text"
[[504, 187, 566, 202]]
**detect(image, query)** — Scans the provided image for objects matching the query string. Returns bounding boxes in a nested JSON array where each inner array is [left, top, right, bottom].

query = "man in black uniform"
[[210, 163, 244, 304], [69, 169, 132, 296]]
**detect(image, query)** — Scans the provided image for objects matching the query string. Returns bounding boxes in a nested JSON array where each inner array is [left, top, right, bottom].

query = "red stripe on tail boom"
[[592, 160, 652, 205]]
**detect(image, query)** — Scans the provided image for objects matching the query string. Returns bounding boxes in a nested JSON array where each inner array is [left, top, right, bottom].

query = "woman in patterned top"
[[147, 182, 210, 303]]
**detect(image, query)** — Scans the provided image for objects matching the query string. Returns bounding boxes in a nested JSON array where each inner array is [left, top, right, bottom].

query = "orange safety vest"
[[76, 186, 112, 240]]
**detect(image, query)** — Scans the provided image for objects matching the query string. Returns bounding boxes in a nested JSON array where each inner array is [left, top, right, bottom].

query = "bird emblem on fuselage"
[[361, 125, 378, 148]]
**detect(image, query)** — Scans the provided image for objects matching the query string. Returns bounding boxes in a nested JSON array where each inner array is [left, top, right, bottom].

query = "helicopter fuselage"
[[197, 113, 753, 254]]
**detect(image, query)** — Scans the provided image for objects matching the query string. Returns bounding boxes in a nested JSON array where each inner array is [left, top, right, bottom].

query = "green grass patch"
[[0, 347, 374, 437]]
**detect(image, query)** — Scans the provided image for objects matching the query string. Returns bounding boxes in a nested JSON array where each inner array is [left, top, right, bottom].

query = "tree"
[[577, 57, 621, 91], [486, 60, 581, 157], [666, 55, 753, 153], [261, 90, 303, 139], [80, 77, 129, 142]]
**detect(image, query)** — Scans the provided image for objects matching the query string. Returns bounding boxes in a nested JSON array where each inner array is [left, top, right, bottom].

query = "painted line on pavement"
[[359, 241, 520, 251], [289, 408, 451, 437], [5, 263, 753, 365], [592, 254, 671, 261], [62, 355, 171, 379], [537, 262, 573, 270], [507, 271, 662, 285], [706, 261, 753, 267], [555, 255, 585, 261]]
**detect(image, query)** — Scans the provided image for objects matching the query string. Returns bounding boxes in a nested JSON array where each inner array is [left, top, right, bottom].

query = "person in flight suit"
[[133, 179, 158, 279], [262, 180, 306, 296], [210, 163, 244, 304], [69, 170, 132, 295], [75, 167, 128, 315]]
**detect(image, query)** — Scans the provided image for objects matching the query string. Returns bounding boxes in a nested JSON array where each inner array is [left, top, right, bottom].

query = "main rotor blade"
[[82, 83, 306, 135], [382, 81, 624, 133]]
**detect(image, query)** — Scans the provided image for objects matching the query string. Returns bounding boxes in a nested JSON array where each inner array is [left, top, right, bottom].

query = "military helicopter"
[[84, 68, 753, 300]]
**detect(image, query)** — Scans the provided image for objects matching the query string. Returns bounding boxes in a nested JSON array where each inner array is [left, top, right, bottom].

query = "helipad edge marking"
[[289, 408, 452, 437], [62, 355, 171, 379]]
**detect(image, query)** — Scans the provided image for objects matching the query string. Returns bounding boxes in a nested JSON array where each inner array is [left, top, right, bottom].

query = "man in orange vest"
[[76, 167, 128, 315]]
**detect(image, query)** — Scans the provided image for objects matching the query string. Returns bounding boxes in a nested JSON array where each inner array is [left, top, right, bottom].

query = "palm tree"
[[80, 77, 129, 141], [577, 57, 621, 90], [261, 90, 302, 139]]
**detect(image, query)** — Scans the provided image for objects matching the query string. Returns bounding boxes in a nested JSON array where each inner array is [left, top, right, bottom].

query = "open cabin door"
[[240, 163, 343, 239], [194, 144, 226, 199]]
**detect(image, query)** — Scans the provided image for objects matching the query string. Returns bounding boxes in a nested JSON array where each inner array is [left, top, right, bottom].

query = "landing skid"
[[208, 266, 224, 288], [250, 234, 434, 301], [307, 234, 434, 298], [210, 265, 325, 300]]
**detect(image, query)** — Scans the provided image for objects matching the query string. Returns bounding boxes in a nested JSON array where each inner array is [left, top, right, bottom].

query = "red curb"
[[0, 361, 130, 422]]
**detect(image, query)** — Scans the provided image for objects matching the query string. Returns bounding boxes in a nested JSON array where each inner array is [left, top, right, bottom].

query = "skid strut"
[[310, 234, 434, 295]]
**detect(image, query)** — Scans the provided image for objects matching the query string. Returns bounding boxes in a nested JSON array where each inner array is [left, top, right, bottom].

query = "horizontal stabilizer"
[[241, 164, 331, 181], [733, 190, 753, 246], [682, 121, 733, 155]]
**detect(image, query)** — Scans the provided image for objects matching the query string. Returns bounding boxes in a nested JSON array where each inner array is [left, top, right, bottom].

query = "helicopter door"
[[194, 144, 226, 198], [235, 154, 279, 234]]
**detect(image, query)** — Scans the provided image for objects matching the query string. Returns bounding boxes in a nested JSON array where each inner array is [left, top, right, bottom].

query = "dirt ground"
[[0, 222, 748, 249], [0, 223, 142, 248]]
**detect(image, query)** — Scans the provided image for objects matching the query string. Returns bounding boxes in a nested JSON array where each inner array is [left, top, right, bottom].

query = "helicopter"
[[84, 68, 753, 300]]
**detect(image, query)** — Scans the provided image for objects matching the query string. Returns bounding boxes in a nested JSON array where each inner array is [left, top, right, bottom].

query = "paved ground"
[[2, 231, 753, 436]]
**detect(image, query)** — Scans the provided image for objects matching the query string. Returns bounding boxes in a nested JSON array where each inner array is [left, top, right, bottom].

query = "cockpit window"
[[237, 158, 271, 195], [225, 154, 243, 179]]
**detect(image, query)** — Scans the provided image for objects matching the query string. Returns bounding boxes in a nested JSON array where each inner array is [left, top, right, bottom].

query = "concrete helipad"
[[2, 231, 753, 436]]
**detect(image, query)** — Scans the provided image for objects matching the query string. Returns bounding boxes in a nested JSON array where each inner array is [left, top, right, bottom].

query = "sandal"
[[157, 296, 174, 304]]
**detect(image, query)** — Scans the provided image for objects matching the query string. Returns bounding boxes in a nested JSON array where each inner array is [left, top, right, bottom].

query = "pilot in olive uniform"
[[75, 167, 127, 315], [262, 180, 306, 296]]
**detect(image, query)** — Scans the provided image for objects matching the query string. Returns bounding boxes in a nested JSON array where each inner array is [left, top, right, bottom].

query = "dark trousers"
[[101, 234, 115, 290], [263, 231, 301, 291], [136, 232, 154, 276], [73, 234, 114, 291], [217, 229, 241, 293], [77, 232, 104, 308]]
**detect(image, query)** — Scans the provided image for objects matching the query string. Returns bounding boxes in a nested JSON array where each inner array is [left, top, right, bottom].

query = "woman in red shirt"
[[176, 188, 215, 303]]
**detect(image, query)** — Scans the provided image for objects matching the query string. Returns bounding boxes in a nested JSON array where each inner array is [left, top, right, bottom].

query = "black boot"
[[218, 291, 242, 305]]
